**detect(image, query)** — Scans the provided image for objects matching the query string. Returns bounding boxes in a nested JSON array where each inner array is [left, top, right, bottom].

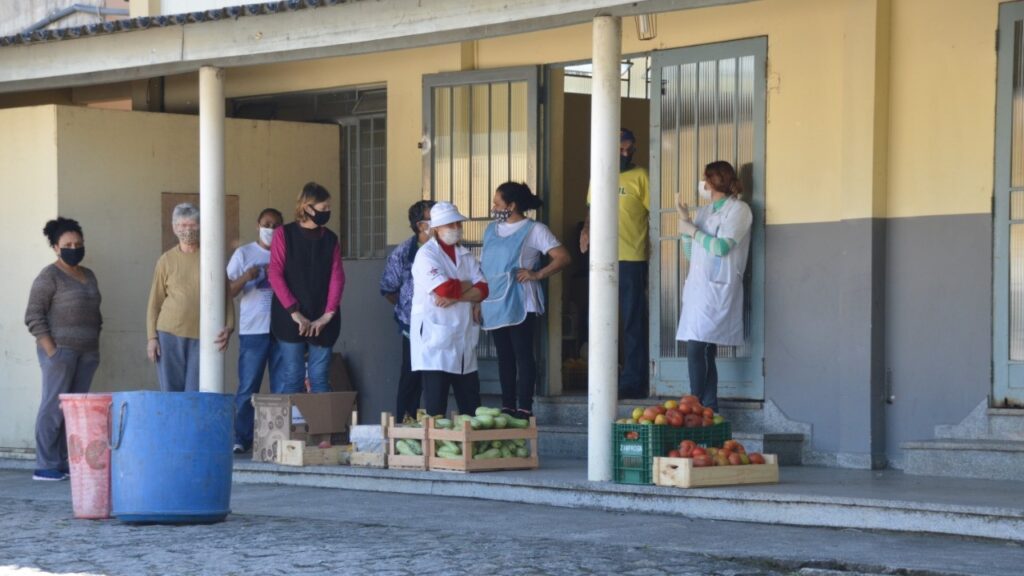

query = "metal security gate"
[[649, 38, 766, 400], [994, 2, 1024, 407], [422, 67, 540, 394]]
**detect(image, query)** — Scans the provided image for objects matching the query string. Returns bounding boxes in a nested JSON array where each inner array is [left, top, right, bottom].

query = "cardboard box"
[[252, 391, 357, 463]]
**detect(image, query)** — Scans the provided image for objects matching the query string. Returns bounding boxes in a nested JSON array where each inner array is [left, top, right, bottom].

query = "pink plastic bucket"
[[60, 393, 112, 519]]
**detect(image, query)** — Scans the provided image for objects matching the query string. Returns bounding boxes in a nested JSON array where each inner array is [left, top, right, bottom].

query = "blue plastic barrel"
[[110, 391, 233, 523]]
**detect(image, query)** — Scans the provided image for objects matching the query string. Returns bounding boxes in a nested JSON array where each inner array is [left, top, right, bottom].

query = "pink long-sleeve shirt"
[[268, 224, 345, 316]]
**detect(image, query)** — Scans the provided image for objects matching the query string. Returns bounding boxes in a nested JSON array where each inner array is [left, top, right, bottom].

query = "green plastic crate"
[[663, 422, 732, 451], [612, 422, 732, 485], [612, 423, 663, 485]]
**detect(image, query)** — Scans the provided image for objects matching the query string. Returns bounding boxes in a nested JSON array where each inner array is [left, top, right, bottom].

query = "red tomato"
[[749, 453, 766, 465], [667, 449, 681, 458], [691, 447, 707, 457], [703, 407, 714, 419], [692, 455, 713, 467], [728, 453, 743, 466], [678, 403, 693, 416], [683, 414, 702, 428], [678, 440, 697, 457], [681, 395, 700, 406]]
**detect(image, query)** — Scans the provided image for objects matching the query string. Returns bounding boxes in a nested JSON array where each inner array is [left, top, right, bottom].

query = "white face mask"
[[438, 227, 462, 245], [259, 227, 275, 247], [698, 180, 712, 200]]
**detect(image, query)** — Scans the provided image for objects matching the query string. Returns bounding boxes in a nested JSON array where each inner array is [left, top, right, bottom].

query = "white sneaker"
[[232, 444, 245, 454]]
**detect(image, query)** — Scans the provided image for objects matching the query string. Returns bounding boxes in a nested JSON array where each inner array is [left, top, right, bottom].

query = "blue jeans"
[[156, 331, 200, 392], [619, 261, 649, 395], [273, 340, 332, 394], [235, 334, 279, 447]]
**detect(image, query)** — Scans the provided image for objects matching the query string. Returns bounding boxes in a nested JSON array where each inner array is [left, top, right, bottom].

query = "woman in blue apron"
[[676, 161, 753, 411], [480, 182, 571, 418]]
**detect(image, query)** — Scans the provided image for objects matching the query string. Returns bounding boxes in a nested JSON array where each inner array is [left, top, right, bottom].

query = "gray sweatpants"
[[157, 331, 200, 392], [35, 347, 100, 471]]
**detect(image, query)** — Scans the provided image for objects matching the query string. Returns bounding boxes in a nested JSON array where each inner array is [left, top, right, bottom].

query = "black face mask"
[[60, 247, 85, 267], [308, 206, 331, 227], [620, 153, 634, 172]]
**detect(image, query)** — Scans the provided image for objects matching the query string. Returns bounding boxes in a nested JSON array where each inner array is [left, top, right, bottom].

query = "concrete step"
[[901, 438, 1024, 480], [221, 458, 1024, 543], [538, 424, 804, 464]]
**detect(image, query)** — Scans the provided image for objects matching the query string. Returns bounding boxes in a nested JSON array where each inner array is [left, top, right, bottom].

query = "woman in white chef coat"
[[676, 161, 753, 412], [410, 202, 489, 417]]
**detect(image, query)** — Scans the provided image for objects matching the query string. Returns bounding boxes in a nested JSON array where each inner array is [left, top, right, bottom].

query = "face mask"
[[698, 180, 712, 200], [620, 154, 634, 172], [438, 227, 462, 245], [259, 227, 275, 246], [307, 206, 331, 227], [176, 229, 199, 245], [60, 247, 85, 267], [491, 209, 512, 223]]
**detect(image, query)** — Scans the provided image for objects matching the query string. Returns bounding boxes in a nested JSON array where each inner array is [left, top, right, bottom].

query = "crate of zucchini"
[[387, 414, 429, 471], [428, 407, 538, 472]]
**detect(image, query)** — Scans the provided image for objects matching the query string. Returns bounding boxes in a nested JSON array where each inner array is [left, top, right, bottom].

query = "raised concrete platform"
[[901, 438, 1024, 480], [3, 454, 1022, 542], [228, 457, 1024, 542]]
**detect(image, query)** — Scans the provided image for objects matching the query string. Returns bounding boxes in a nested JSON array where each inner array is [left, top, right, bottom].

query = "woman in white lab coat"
[[676, 161, 753, 411], [410, 202, 489, 417]]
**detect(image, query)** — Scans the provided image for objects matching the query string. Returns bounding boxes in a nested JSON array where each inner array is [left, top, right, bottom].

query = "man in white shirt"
[[227, 208, 283, 453]]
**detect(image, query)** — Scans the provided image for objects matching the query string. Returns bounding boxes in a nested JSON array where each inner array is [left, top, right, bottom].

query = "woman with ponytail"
[[481, 182, 571, 418], [675, 161, 753, 411]]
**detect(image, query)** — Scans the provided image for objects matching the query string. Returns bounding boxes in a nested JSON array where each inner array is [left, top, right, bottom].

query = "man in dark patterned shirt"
[[380, 200, 435, 420]]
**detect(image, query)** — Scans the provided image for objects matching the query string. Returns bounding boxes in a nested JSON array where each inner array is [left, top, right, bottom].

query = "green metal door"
[[649, 38, 766, 400], [994, 2, 1024, 408], [422, 67, 540, 395]]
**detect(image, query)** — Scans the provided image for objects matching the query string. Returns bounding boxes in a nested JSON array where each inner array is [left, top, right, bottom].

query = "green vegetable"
[[434, 418, 453, 429], [506, 416, 529, 429], [475, 414, 495, 429], [474, 448, 502, 460], [469, 417, 483, 430], [475, 406, 502, 417], [500, 446, 512, 458], [515, 447, 529, 458], [493, 415, 508, 429], [396, 440, 420, 457], [437, 447, 460, 459], [490, 440, 503, 450]]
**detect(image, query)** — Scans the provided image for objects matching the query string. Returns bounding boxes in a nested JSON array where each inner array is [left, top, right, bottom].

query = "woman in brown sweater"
[[24, 217, 102, 482]]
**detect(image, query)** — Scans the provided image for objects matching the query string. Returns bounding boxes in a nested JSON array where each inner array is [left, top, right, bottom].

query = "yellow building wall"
[[0, 105, 339, 450], [886, 0, 1001, 218], [155, 0, 1000, 229], [0, 106, 60, 452]]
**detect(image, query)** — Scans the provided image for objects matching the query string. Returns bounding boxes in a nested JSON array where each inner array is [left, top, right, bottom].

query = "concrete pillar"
[[587, 15, 621, 482], [199, 65, 226, 394]]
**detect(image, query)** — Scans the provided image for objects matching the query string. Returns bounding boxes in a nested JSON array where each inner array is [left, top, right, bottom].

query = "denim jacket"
[[379, 235, 420, 334]]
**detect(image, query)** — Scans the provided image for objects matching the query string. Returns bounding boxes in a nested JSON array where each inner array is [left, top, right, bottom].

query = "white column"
[[587, 15, 621, 482], [199, 65, 226, 394]]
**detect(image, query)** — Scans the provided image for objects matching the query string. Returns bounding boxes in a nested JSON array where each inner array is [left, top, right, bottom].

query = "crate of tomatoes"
[[612, 395, 731, 485], [654, 439, 778, 488]]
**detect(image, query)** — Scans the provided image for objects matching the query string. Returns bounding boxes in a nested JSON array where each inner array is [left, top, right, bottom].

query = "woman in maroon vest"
[[268, 182, 345, 393]]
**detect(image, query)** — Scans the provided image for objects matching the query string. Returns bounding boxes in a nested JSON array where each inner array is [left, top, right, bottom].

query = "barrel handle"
[[110, 401, 127, 450]]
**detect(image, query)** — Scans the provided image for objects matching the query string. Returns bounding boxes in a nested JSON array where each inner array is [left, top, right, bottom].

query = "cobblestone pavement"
[[1, 470, 1022, 576], [0, 497, 787, 576]]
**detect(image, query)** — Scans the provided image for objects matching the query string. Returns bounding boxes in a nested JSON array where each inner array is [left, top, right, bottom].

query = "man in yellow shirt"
[[581, 128, 650, 399]]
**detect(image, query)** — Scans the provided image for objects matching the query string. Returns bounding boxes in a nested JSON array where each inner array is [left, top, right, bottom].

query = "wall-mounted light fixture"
[[635, 14, 657, 41]]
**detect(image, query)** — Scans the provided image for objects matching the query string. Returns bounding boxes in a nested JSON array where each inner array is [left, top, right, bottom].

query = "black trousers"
[[492, 313, 537, 413], [421, 370, 481, 417], [395, 335, 423, 421], [619, 261, 649, 395], [686, 340, 718, 411]]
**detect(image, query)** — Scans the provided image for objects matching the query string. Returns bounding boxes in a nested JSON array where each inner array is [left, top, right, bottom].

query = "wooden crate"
[[274, 440, 351, 467], [350, 451, 387, 468], [386, 415, 429, 471], [427, 416, 539, 473], [653, 454, 779, 488]]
